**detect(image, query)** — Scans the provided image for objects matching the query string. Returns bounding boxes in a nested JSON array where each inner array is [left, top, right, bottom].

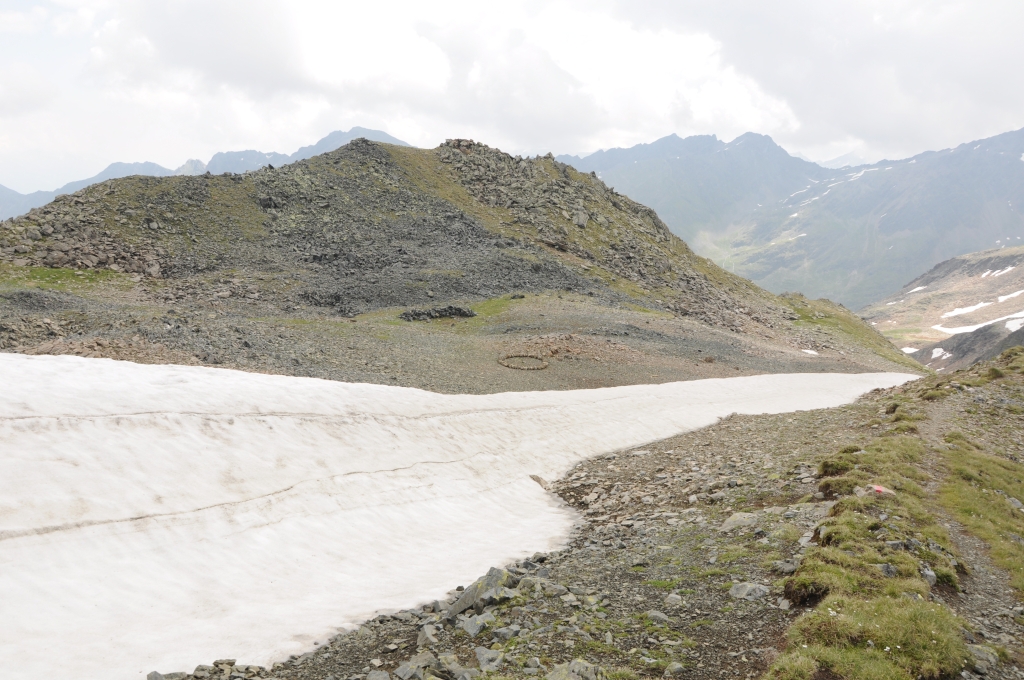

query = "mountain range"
[[0, 127, 408, 221], [560, 127, 1024, 310]]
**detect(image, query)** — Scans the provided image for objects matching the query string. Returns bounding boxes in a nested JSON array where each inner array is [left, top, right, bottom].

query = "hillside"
[[0, 138, 916, 392], [557, 132, 829, 245], [561, 128, 1024, 309], [0, 127, 408, 220], [862, 245, 1024, 370]]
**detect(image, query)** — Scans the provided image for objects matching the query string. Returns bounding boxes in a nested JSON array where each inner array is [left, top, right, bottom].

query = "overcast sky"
[[2, 1, 1023, 193]]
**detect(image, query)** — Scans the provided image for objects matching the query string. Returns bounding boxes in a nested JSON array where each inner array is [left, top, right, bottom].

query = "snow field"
[[0, 355, 917, 679]]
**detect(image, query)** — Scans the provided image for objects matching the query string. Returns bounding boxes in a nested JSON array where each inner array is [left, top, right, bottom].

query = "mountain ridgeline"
[[0, 127, 409, 221], [0, 139, 788, 327], [560, 128, 1024, 309]]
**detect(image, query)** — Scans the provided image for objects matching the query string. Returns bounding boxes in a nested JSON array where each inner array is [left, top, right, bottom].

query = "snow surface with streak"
[[0, 355, 916, 680]]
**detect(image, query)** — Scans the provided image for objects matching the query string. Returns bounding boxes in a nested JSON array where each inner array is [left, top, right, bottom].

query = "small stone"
[[728, 582, 769, 600], [968, 644, 999, 675], [718, 512, 757, 532], [777, 597, 791, 610], [475, 646, 504, 672], [664, 593, 682, 607], [147, 673, 164, 680], [545, 659, 606, 680], [417, 624, 439, 646], [874, 563, 899, 578], [708, 492, 727, 503], [772, 559, 799, 575], [921, 567, 937, 586], [493, 625, 520, 640], [461, 612, 495, 637], [604, 632, 613, 645], [646, 610, 670, 623], [367, 671, 391, 680], [663, 662, 686, 677]]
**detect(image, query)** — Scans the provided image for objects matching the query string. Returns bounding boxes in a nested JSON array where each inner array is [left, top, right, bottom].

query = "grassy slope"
[[766, 351, 1024, 679]]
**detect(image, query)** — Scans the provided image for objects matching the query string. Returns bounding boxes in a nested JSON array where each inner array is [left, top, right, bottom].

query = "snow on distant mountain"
[[0, 127, 409, 220], [861, 245, 1024, 370], [559, 127, 1024, 309]]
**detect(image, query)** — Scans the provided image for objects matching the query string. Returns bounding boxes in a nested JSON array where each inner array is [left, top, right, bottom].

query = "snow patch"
[[908, 286, 926, 293], [901, 347, 919, 354], [991, 266, 1015, 277], [0, 356, 917, 680], [931, 347, 946, 359], [1007, 319, 1024, 332], [941, 301, 993, 318], [801, 349, 819, 355], [932, 308, 1024, 334], [998, 290, 1024, 303]]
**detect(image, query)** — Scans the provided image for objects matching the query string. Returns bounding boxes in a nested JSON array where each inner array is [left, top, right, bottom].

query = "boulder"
[[728, 582, 769, 600], [545, 659, 606, 680], [461, 612, 495, 637], [475, 646, 504, 672], [663, 662, 686, 677], [968, 644, 999, 675], [446, 568, 516, 619], [718, 512, 757, 532]]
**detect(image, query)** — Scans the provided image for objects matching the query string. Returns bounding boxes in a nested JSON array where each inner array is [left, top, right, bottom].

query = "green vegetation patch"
[[938, 430, 1024, 593], [767, 437, 967, 679], [770, 596, 968, 680], [0, 264, 128, 293]]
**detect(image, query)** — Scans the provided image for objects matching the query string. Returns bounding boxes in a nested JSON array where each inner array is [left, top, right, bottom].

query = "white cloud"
[[1, 1, 1023, 192]]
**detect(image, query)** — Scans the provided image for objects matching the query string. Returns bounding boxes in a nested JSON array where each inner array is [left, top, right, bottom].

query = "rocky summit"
[[0, 138, 915, 391]]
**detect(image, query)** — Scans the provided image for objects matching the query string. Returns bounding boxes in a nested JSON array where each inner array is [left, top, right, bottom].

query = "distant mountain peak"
[[0, 127, 409, 220]]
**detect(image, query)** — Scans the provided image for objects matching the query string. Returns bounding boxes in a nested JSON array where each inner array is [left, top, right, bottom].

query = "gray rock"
[[493, 625, 521, 640], [417, 624, 439, 646], [475, 646, 505, 672], [147, 673, 164, 680], [921, 567, 937, 586], [663, 662, 686, 677], [395, 652, 440, 680], [708, 492, 727, 503], [773, 559, 800, 574], [968, 644, 999, 674], [526, 657, 542, 669], [1009, 497, 1023, 509], [545, 659, 606, 680], [438, 652, 465, 674], [367, 671, 392, 680], [447, 567, 516, 619], [729, 582, 770, 600], [646, 610, 670, 623], [718, 512, 757, 532], [664, 593, 682, 607], [162, 675, 187, 680], [461, 612, 496, 637], [873, 563, 898, 578]]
